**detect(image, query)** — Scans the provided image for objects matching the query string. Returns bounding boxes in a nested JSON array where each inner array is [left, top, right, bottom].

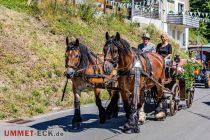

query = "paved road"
[[0, 88, 210, 140]]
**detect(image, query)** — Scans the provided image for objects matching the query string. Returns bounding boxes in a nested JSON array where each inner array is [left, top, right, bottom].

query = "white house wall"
[[132, 16, 162, 28], [168, 24, 189, 49], [132, 0, 190, 50]]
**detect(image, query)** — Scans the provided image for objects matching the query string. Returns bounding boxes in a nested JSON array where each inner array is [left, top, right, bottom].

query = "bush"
[[78, 4, 96, 23]]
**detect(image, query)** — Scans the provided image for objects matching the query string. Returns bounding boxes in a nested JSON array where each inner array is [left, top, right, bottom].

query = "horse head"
[[65, 37, 82, 78], [103, 32, 132, 73]]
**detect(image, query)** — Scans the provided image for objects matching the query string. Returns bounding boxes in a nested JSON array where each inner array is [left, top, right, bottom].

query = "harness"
[[66, 44, 118, 88]]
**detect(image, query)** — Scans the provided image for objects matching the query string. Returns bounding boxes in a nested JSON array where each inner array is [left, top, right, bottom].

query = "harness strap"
[[133, 63, 141, 107]]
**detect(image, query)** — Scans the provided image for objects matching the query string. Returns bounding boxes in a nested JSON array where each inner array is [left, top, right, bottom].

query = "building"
[[132, 0, 200, 50], [95, 0, 122, 14]]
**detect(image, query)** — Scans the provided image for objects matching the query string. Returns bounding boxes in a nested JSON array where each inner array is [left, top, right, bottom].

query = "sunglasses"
[[142, 37, 150, 40]]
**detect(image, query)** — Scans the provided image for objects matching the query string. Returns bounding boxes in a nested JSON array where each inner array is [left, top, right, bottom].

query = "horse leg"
[[121, 91, 140, 133], [94, 88, 106, 124], [155, 85, 167, 120], [138, 92, 146, 125], [72, 89, 82, 129], [106, 90, 120, 119], [155, 67, 167, 120]]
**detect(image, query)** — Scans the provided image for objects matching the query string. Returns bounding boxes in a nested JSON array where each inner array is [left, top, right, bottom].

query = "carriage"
[[163, 55, 195, 116], [142, 54, 195, 117], [188, 45, 210, 88], [64, 33, 195, 133]]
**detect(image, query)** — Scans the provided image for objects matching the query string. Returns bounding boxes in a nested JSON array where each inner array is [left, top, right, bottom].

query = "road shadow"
[[187, 110, 210, 121], [203, 102, 210, 106], [30, 107, 126, 134], [29, 103, 158, 133]]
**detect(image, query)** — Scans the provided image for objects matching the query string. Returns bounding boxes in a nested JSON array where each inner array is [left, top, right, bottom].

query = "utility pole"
[[131, 0, 134, 22], [104, 0, 106, 14]]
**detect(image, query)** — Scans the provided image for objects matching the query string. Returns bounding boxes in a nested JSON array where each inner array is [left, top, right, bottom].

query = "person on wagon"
[[156, 33, 172, 65], [138, 33, 156, 52], [138, 33, 155, 75]]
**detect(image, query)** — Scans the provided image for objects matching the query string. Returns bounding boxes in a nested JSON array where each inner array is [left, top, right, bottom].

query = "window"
[[177, 31, 180, 40], [178, 3, 184, 14], [172, 30, 175, 38], [183, 33, 186, 46]]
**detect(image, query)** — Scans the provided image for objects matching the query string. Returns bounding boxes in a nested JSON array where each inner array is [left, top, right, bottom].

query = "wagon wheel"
[[170, 83, 180, 116], [186, 88, 194, 108]]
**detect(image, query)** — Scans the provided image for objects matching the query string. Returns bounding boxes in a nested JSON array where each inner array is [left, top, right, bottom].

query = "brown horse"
[[65, 38, 119, 129], [103, 32, 167, 133]]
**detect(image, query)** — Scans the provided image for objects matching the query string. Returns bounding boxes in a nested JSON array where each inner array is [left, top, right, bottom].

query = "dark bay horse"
[[65, 38, 119, 129], [103, 32, 167, 133]]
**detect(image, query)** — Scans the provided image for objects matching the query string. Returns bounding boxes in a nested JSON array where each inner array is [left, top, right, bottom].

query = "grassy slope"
[[0, 0, 187, 120]]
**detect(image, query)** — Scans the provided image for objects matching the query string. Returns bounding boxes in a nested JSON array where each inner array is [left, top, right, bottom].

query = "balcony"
[[167, 13, 200, 28]]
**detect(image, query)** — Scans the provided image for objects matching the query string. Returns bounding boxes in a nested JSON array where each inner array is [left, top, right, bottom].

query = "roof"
[[188, 45, 210, 53]]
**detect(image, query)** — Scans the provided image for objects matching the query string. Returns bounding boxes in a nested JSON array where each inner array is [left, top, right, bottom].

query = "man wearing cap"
[[137, 33, 155, 76], [138, 33, 156, 52]]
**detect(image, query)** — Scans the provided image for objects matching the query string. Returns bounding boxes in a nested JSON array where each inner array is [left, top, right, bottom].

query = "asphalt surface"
[[0, 87, 210, 140]]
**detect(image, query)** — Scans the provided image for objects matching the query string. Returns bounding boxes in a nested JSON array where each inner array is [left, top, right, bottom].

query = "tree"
[[190, 0, 210, 42]]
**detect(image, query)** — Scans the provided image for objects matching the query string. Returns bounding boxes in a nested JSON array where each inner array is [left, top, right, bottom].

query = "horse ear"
[[66, 37, 69, 46], [105, 32, 110, 40], [116, 32, 120, 40], [75, 38, 79, 46]]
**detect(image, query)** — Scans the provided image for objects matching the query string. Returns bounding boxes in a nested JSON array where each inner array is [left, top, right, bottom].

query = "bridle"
[[104, 37, 135, 72], [65, 44, 82, 72], [65, 43, 104, 74], [104, 38, 123, 67]]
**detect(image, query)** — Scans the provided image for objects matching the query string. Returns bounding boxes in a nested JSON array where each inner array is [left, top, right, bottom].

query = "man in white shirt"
[[137, 33, 155, 76], [138, 33, 156, 52]]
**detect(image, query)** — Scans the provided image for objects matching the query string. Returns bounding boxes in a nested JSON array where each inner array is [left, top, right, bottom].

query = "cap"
[[142, 33, 150, 39]]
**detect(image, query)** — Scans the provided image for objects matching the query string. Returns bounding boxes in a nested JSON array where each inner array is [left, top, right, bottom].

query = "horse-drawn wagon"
[[144, 54, 195, 117], [63, 32, 196, 133], [163, 56, 195, 116]]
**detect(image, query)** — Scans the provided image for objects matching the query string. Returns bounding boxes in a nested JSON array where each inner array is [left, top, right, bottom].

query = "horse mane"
[[108, 36, 132, 55], [67, 41, 95, 69]]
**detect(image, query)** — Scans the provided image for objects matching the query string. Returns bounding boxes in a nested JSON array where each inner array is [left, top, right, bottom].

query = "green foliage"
[[0, 0, 29, 12], [189, 29, 208, 45], [190, 0, 210, 42], [0, 112, 6, 119], [32, 90, 40, 97], [174, 62, 200, 89], [78, 4, 96, 23]]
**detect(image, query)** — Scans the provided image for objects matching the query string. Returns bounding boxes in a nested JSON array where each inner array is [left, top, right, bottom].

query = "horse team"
[[65, 32, 172, 133]]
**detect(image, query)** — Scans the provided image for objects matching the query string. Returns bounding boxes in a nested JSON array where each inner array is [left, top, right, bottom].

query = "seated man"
[[138, 33, 156, 52], [137, 33, 155, 75]]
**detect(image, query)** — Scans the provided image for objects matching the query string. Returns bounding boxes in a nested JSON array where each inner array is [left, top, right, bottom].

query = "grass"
[[0, 0, 189, 120]]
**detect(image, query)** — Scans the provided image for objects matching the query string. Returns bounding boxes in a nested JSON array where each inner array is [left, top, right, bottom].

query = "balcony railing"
[[167, 13, 200, 28], [133, 10, 160, 19]]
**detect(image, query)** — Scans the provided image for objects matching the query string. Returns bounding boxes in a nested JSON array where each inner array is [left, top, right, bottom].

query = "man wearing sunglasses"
[[138, 33, 156, 53], [137, 33, 155, 76]]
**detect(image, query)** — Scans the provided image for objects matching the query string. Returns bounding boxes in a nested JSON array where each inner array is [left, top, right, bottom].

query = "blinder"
[[104, 38, 122, 67]]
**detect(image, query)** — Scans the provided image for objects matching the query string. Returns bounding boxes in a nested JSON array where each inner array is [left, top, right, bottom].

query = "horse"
[[65, 38, 120, 129], [103, 32, 167, 133]]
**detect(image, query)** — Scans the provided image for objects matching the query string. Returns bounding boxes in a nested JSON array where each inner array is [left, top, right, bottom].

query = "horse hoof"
[[139, 112, 146, 125], [155, 112, 166, 120], [139, 120, 145, 125], [72, 122, 81, 129], [133, 127, 140, 133], [122, 126, 140, 133]]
